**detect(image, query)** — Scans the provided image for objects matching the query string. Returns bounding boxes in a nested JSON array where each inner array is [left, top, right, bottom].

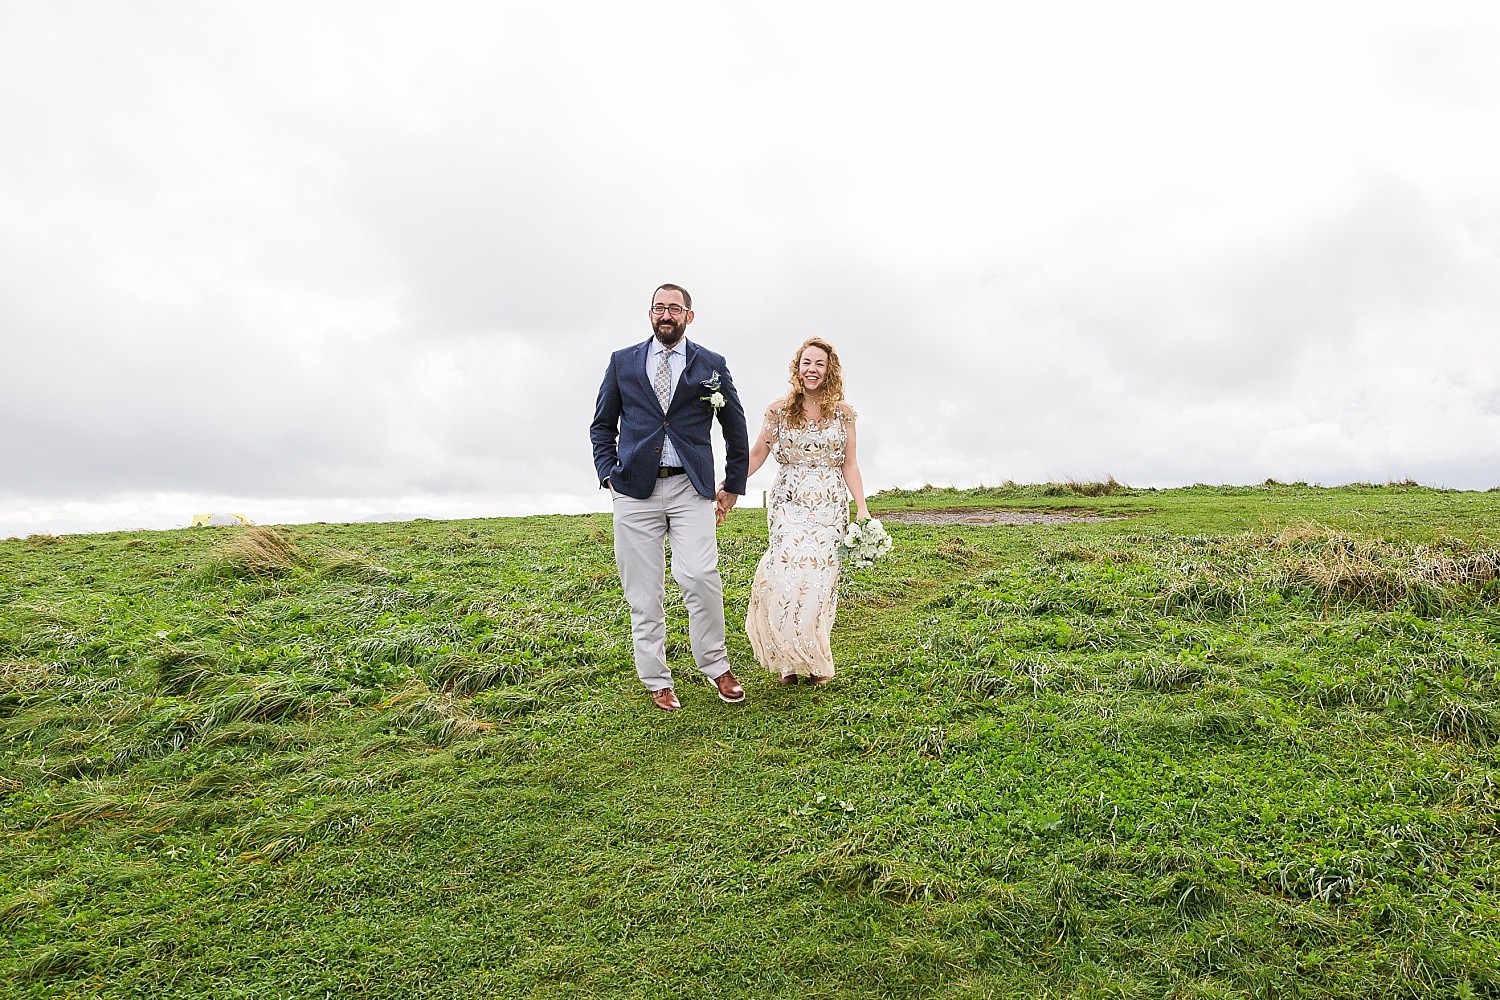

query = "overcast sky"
[[3, 1, 1499, 537]]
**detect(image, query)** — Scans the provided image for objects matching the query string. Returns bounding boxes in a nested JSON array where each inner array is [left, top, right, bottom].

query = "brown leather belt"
[[657, 466, 686, 478]]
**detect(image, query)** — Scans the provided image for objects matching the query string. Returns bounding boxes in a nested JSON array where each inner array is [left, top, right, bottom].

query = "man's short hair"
[[653, 283, 692, 311]]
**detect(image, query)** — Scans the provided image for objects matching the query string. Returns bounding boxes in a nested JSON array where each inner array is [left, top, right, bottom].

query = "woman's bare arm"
[[840, 406, 870, 521]]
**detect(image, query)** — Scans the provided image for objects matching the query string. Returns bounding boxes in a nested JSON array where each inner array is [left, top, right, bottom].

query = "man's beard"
[[653, 320, 684, 346]]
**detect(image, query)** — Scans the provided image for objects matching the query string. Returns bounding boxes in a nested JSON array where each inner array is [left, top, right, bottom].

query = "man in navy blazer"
[[591, 283, 750, 711]]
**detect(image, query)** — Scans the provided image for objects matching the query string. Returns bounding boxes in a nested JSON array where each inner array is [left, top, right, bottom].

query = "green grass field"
[[3, 483, 1499, 998]]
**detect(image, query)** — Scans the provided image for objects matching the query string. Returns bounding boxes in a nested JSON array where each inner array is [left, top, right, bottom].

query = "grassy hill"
[[3, 484, 1499, 998]]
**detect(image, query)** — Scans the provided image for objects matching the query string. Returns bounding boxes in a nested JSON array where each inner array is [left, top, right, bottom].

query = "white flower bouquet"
[[837, 517, 893, 569]]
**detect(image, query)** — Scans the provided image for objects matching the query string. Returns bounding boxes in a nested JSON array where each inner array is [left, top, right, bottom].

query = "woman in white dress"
[[744, 337, 870, 685]]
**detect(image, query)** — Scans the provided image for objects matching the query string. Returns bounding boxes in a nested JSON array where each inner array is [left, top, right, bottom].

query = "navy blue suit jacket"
[[591, 338, 749, 501]]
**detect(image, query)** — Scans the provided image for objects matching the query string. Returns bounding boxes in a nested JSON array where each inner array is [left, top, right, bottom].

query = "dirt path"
[[875, 508, 1130, 525]]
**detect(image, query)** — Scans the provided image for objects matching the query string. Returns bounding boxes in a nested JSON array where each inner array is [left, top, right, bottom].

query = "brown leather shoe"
[[712, 670, 746, 703], [777, 673, 799, 686], [651, 688, 681, 712]]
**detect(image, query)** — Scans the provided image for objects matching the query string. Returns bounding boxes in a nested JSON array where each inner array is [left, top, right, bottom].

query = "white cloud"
[[3, 1, 1499, 535]]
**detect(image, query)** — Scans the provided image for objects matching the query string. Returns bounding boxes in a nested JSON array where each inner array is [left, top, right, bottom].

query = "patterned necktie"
[[653, 347, 674, 412]]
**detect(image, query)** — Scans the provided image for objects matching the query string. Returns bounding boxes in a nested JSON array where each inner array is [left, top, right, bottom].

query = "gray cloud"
[[1059, 179, 1499, 395], [4, 2, 1500, 534]]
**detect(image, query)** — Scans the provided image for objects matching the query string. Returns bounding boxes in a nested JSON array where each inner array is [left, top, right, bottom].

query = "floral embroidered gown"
[[745, 406, 854, 680]]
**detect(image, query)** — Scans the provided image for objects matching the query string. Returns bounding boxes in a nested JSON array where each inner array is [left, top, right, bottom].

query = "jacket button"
[[663, 420, 669, 426]]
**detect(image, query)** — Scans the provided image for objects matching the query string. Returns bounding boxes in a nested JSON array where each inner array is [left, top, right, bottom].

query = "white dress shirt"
[[647, 337, 687, 467]]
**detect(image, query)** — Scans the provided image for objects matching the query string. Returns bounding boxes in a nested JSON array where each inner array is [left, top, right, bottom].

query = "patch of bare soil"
[[876, 508, 1130, 525]]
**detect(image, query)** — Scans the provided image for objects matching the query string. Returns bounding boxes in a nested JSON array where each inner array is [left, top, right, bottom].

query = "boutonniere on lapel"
[[700, 371, 725, 412]]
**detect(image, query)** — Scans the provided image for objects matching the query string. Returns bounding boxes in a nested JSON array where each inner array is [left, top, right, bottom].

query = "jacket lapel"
[[677, 341, 700, 405], [632, 339, 658, 407]]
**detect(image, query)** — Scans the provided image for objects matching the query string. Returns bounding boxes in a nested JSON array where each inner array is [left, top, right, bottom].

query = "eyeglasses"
[[650, 304, 687, 317]]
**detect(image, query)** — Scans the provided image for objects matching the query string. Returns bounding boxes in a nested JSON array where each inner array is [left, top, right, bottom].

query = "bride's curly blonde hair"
[[782, 336, 846, 428]]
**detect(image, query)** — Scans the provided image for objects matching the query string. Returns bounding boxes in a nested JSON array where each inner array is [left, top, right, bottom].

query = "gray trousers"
[[612, 473, 732, 691]]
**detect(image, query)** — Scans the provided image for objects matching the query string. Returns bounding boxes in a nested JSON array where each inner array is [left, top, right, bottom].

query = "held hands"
[[715, 486, 739, 526]]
